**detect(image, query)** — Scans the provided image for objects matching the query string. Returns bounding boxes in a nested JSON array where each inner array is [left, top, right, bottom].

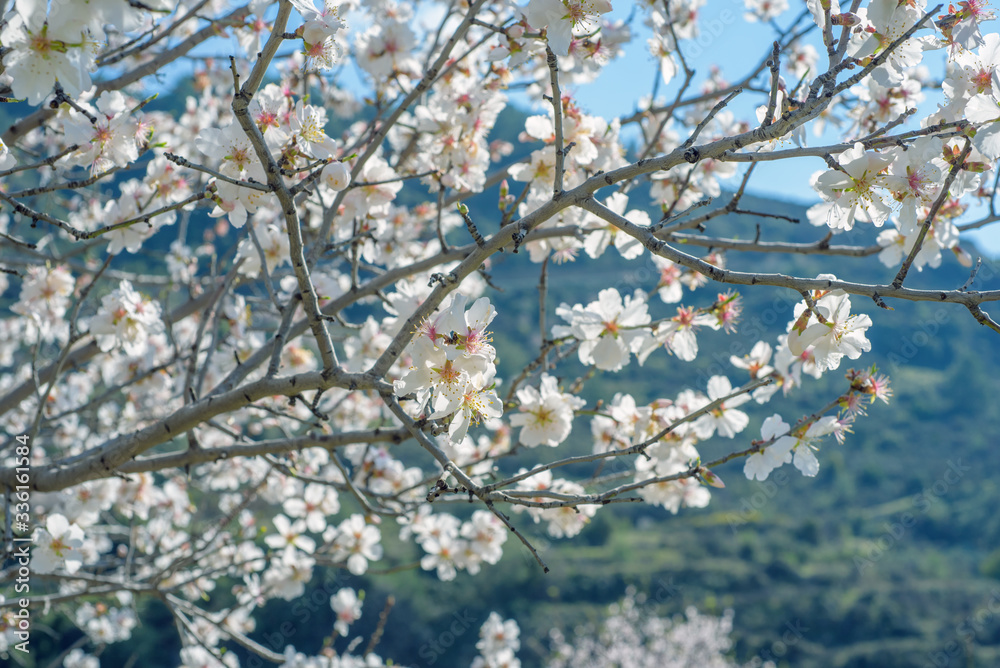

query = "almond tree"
[[0, 1, 998, 665]]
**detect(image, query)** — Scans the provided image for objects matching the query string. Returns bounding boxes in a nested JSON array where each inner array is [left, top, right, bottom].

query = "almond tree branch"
[[545, 45, 567, 196], [576, 196, 1000, 311], [892, 139, 972, 288], [0, 370, 393, 492], [666, 232, 880, 256], [761, 40, 782, 127]]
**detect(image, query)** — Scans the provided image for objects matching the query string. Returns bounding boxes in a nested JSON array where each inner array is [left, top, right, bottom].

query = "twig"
[[539, 257, 549, 370], [165, 151, 270, 192], [545, 46, 566, 197], [966, 304, 1000, 334], [960, 257, 983, 292], [761, 41, 782, 127], [892, 138, 971, 288], [680, 86, 744, 153], [363, 596, 395, 658], [649, 198, 712, 233], [458, 203, 486, 248]]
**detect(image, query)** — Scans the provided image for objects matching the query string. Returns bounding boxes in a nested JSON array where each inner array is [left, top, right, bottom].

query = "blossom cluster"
[[402, 507, 509, 581], [88, 280, 164, 356], [394, 293, 503, 443]]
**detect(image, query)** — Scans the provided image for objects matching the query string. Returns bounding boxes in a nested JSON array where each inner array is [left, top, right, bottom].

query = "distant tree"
[[545, 587, 769, 668]]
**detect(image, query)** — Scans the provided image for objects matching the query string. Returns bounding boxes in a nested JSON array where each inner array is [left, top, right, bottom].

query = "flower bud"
[[953, 245, 974, 267], [322, 160, 350, 191], [699, 468, 725, 488]]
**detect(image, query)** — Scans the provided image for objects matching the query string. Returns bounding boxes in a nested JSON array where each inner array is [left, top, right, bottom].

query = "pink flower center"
[[30, 31, 55, 56], [972, 68, 993, 93], [674, 307, 696, 328]]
